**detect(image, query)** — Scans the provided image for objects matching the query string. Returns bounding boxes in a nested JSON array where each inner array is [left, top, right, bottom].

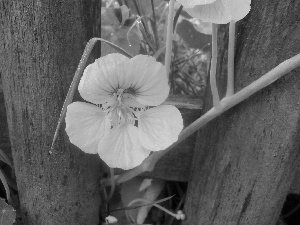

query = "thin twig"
[[226, 20, 236, 97], [137, 17, 156, 52], [164, 0, 175, 79], [210, 23, 220, 106]]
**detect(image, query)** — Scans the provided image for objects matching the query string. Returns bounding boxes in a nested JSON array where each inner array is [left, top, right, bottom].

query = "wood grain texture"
[[0, 87, 11, 159], [0, 1, 104, 224], [183, 0, 300, 224]]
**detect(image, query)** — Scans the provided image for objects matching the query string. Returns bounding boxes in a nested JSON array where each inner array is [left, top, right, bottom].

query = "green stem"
[[210, 23, 220, 106], [110, 52, 300, 185], [106, 168, 115, 203], [151, 0, 159, 49], [226, 20, 236, 97], [165, 0, 175, 79]]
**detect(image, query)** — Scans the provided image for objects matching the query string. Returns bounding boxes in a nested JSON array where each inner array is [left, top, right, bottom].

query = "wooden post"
[[183, 0, 300, 224], [0, 1, 104, 224]]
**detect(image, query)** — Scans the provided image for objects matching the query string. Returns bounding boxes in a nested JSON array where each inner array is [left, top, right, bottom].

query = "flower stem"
[[226, 20, 236, 97], [165, 0, 175, 79], [210, 23, 220, 106], [111, 53, 300, 185], [151, 0, 159, 50], [106, 168, 115, 203]]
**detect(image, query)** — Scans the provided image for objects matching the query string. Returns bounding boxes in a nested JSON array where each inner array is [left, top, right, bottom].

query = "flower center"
[[123, 87, 136, 95], [108, 88, 137, 127]]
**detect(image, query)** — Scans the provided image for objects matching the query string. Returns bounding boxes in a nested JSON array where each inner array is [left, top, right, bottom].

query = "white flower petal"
[[185, 0, 251, 24], [177, 0, 216, 8], [122, 96, 146, 108], [223, 0, 251, 22], [78, 53, 131, 104], [98, 124, 151, 170], [138, 105, 183, 151], [127, 55, 170, 106], [65, 102, 111, 154]]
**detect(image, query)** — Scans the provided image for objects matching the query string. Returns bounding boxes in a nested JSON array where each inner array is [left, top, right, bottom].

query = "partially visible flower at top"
[[177, 0, 251, 24], [65, 54, 183, 170]]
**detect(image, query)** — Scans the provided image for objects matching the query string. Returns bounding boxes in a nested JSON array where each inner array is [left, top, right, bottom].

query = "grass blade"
[[51, 38, 133, 149]]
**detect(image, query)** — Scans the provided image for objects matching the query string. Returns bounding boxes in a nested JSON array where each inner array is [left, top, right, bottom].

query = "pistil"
[[109, 89, 136, 126]]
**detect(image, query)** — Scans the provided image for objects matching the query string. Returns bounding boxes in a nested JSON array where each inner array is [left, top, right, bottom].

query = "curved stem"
[[226, 20, 236, 97], [210, 23, 220, 106], [154, 46, 166, 59], [51, 38, 132, 149], [111, 53, 300, 185], [164, 0, 175, 79]]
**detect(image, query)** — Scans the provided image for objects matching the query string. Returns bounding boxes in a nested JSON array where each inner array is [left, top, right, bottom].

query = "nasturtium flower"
[[177, 0, 251, 24], [65, 54, 183, 170]]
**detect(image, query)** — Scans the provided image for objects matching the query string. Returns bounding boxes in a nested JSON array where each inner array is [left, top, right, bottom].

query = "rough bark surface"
[[0, 1, 105, 224], [184, 0, 300, 225]]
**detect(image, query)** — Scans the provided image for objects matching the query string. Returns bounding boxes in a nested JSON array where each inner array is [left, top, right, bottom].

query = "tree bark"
[[0, 1, 105, 224], [184, 0, 300, 224]]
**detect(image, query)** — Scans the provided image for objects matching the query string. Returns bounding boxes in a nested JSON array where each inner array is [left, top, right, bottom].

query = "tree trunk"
[[0, 1, 105, 224], [184, 0, 300, 224]]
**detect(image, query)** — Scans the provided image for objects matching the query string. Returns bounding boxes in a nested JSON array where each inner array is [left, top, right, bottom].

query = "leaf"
[[121, 177, 145, 223], [136, 179, 165, 224], [120, 5, 130, 25], [176, 19, 211, 51], [120, 177, 165, 224], [101, 7, 141, 56], [189, 18, 212, 35], [0, 198, 16, 225]]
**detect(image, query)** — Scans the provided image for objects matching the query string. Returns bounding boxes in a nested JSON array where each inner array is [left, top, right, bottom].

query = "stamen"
[[107, 88, 142, 127]]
